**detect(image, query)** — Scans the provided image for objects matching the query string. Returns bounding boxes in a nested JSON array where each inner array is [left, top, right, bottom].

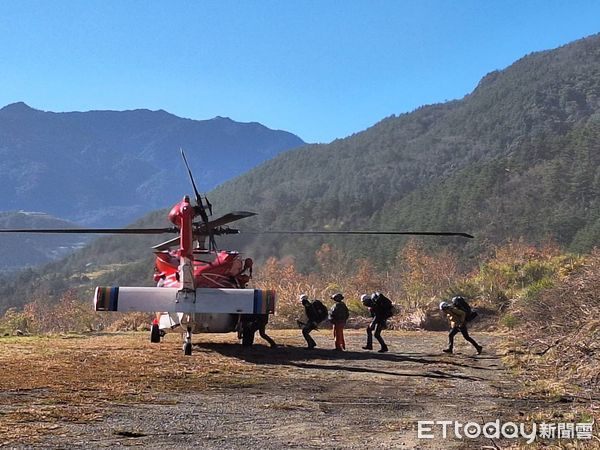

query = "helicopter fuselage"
[[152, 196, 260, 335], [152, 249, 256, 334]]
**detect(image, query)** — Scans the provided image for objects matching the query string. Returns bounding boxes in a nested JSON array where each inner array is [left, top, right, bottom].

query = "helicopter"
[[0, 150, 474, 355]]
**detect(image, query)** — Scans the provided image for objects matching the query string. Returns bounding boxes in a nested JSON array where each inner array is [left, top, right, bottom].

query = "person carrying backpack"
[[299, 294, 328, 349], [439, 297, 482, 355], [361, 292, 390, 353], [329, 292, 350, 351]]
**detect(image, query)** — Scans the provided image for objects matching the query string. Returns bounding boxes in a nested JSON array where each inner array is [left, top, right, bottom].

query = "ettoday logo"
[[417, 420, 595, 443]]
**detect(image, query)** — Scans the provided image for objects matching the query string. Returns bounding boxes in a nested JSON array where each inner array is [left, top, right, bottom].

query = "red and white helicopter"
[[0, 150, 473, 355]]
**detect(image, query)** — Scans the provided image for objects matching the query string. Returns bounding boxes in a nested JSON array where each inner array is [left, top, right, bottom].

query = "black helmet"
[[331, 293, 344, 302]]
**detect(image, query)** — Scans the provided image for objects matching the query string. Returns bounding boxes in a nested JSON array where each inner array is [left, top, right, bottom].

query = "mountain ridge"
[[0, 103, 305, 227]]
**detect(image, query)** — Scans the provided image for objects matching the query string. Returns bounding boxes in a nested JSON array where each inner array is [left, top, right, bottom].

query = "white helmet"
[[439, 301, 450, 310], [360, 293, 372, 304], [299, 294, 309, 302]]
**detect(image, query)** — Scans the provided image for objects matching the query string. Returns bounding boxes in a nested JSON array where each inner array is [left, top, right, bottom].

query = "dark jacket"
[[329, 302, 349, 323], [368, 304, 388, 322]]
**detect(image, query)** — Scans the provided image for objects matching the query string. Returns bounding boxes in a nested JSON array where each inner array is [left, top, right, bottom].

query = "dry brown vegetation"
[[255, 240, 462, 330], [505, 248, 600, 398]]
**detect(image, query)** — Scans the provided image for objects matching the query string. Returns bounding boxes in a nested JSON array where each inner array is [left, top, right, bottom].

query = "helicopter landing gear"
[[183, 326, 193, 356], [241, 324, 256, 347], [240, 316, 258, 347]]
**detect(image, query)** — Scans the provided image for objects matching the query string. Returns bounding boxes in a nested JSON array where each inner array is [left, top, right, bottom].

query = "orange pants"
[[333, 321, 346, 350]]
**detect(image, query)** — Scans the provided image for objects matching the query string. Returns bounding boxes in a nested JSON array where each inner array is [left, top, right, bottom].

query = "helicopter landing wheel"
[[183, 326, 193, 356], [241, 322, 256, 347]]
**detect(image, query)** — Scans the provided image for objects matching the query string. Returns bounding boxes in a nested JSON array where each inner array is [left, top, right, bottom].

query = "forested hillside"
[[208, 33, 600, 265]]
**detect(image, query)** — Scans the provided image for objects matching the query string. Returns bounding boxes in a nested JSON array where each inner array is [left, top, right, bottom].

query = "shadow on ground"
[[196, 341, 498, 381]]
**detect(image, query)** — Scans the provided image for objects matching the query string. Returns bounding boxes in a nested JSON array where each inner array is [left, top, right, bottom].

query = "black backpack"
[[452, 296, 478, 322], [374, 293, 394, 319], [312, 300, 329, 323]]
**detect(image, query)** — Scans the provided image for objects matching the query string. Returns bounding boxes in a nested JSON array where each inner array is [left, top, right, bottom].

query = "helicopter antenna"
[[180, 148, 218, 251]]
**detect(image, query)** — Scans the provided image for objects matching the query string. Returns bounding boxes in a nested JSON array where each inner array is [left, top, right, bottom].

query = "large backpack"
[[452, 296, 478, 322], [374, 293, 394, 319], [312, 300, 329, 323]]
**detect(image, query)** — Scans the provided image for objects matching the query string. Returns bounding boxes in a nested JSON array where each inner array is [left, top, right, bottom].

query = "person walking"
[[361, 292, 390, 353], [299, 294, 322, 349], [329, 293, 350, 351], [439, 300, 482, 354]]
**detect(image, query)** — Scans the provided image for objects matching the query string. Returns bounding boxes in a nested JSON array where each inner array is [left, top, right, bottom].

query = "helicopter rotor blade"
[[180, 147, 217, 251], [205, 211, 257, 229], [180, 148, 202, 205], [180, 148, 209, 222], [152, 236, 181, 251], [243, 230, 474, 238], [0, 227, 179, 235]]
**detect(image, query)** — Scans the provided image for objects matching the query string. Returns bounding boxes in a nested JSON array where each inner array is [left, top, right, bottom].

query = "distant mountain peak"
[[0, 102, 35, 113]]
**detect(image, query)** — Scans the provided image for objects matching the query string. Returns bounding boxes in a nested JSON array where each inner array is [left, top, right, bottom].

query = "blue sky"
[[0, 1, 599, 143]]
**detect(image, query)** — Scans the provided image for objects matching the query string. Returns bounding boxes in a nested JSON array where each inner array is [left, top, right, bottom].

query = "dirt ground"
[[0, 329, 596, 449]]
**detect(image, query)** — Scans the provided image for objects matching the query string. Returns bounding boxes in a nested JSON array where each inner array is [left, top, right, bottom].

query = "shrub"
[[500, 313, 519, 329], [0, 307, 29, 335], [508, 248, 600, 391]]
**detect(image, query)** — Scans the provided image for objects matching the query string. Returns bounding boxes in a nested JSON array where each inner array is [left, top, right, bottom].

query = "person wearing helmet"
[[329, 293, 349, 351], [361, 292, 389, 353], [298, 294, 319, 349], [439, 301, 482, 354]]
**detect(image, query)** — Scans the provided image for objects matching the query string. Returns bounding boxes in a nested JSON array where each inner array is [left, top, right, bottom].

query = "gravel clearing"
[[0, 330, 565, 449]]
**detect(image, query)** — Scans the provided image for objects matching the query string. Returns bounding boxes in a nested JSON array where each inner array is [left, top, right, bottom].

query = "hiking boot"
[[442, 348, 453, 354], [475, 345, 483, 355], [362, 345, 373, 350], [378, 346, 389, 353]]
